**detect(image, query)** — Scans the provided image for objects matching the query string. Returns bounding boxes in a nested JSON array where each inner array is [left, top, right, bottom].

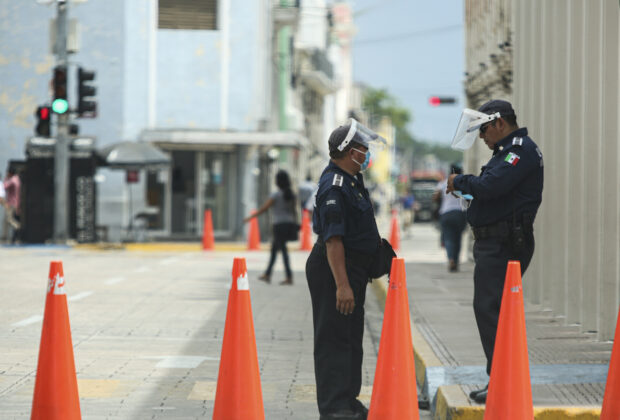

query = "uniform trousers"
[[473, 233, 534, 375], [306, 243, 369, 415]]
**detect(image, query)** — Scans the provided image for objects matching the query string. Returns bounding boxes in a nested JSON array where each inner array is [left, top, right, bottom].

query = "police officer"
[[306, 120, 385, 420], [447, 100, 544, 403]]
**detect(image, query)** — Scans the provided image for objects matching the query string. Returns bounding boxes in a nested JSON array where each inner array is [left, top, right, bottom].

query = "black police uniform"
[[453, 127, 544, 375], [306, 160, 380, 416]]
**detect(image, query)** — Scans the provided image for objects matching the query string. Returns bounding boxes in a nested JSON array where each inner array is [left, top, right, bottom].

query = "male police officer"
[[306, 120, 385, 420], [447, 100, 544, 403]]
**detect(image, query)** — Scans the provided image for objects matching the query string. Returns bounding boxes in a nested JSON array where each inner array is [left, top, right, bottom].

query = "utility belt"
[[472, 214, 534, 241], [315, 237, 377, 272]]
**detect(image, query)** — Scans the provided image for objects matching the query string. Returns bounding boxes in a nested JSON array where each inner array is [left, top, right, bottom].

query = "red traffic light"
[[429, 96, 457, 106], [38, 106, 50, 120]]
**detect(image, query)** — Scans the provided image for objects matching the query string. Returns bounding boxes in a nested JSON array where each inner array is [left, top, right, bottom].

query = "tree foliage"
[[362, 87, 462, 163]]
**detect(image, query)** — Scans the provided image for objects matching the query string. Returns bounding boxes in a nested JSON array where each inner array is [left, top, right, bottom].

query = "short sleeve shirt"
[[312, 161, 380, 254]]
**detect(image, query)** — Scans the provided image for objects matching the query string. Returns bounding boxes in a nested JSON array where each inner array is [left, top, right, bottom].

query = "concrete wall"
[[466, 0, 620, 340]]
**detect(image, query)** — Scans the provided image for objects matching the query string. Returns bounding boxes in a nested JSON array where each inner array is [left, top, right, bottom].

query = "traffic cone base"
[[31, 261, 81, 420], [212, 258, 264, 420], [368, 258, 420, 420], [483, 261, 533, 420]]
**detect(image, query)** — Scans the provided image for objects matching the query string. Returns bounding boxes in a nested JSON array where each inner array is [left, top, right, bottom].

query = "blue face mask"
[[352, 147, 370, 171]]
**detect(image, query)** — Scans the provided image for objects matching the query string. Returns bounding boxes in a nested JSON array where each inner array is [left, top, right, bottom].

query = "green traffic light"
[[52, 98, 69, 114]]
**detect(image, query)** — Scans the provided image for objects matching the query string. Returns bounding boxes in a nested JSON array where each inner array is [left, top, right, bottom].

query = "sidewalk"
[[390, 224, 612, 419]]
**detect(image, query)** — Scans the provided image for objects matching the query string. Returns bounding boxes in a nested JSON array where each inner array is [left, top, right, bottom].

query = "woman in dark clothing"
[[244, 170, 298, 285]]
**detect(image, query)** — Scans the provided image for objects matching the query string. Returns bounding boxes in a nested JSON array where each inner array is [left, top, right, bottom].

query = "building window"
[[158, 0, 218, 30]]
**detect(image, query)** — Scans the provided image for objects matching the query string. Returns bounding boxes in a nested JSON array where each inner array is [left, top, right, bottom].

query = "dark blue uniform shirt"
[[453, 127, 544, 227], [312, 161, 380, 254]]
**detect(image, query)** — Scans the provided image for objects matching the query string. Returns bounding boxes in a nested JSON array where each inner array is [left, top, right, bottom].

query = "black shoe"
[[350, 399, 368, 419], [473, 389, 487, 404], [468, 384, 488, 399], [320, 409, 363, 420]]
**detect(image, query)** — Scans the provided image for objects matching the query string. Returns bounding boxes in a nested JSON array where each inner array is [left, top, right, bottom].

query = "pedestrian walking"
[[447, 99, 544, 403], [3, 167, 22, 244], [244, 170, 298, 285], [306, 119, 391, 420], [433, 164, 467, 272]]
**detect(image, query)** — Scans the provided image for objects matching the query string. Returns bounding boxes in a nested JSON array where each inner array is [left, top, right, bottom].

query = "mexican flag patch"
[[505, 152, 520, 166]]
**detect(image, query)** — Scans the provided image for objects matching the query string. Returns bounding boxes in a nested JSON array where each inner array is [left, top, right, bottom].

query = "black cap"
[[328, 123, 352, 152], [478, 99, 515, 117]]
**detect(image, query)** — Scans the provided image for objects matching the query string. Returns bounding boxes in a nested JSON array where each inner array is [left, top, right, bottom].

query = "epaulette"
[[331, 173, 344, 187], [512, 137, 523, 146]]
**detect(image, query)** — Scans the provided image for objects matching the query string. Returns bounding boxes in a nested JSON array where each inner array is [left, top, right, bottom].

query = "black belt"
[[472, 216, 534, 241], [315, 237, 375, 268], [472, 221, 510, 240]]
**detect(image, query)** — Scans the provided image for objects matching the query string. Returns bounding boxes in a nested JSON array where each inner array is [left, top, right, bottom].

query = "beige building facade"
[[464, 0, 620, 340]]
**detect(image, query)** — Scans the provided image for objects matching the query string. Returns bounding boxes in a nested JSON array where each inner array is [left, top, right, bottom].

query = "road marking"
[[68, 291, 94, 301], [104, 277, 125, 285], [11, 315, 43, 327]]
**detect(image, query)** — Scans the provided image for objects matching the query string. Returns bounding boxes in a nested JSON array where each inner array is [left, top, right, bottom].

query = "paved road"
[[0, 240, 433, 419]]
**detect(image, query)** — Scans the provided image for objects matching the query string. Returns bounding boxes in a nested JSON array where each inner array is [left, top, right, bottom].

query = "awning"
[[140, 129, 309, 150], [97, 141, 171, 170]]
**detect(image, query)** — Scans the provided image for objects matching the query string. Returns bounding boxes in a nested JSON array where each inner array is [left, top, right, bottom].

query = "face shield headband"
[[337, 118, 387, 152], [450, 109, 501, 151]]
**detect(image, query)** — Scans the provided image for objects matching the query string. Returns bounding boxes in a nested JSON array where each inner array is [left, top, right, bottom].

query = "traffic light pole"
[[54, 0, 69, 242]]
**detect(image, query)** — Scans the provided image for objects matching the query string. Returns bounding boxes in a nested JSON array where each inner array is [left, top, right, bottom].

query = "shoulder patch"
[[505, 152, 520, 166], [332, 174, 344, 187], [512, 137, 523, 146]]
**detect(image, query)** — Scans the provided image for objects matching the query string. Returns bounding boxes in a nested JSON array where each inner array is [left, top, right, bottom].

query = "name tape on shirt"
[[326, 199, 336, 205], [332, 174, 343, 187], [505, 152, 520, 166]]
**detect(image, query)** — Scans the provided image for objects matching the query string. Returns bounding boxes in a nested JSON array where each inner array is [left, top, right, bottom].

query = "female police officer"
[[306, 120, 385, 420]]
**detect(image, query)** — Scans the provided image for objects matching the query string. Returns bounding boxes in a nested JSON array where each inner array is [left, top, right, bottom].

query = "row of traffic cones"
[[202, 209, 314, 251], [29, 256, 620, 418]]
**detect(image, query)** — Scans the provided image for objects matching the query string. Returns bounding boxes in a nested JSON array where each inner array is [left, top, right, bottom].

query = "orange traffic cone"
[[202, 209, 215, 250], [247, 210, 261, 251], [300, 209, 312, 251], [368, 258, 419, 420], [213, 258, 264, 420], [31, 261, 81, 420], [484, 261, 533, 420], [389, 209, 400, 252], [601, 307, 620, 420]]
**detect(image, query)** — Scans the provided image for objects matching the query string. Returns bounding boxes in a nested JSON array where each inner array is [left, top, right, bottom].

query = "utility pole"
[[54, 0, 69, 242]]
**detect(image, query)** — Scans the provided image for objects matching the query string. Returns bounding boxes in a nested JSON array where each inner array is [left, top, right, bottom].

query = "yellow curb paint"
[[74, 242, 272, 252], [372, 279, 602, 420]]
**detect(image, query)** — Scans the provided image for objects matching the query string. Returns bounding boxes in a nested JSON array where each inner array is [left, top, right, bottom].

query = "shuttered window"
[[158, 0, 218, 30]]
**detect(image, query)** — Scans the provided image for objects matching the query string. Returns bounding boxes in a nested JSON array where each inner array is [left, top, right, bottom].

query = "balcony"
[[299, 49, 337, 95], [273, 0, 300, 29]]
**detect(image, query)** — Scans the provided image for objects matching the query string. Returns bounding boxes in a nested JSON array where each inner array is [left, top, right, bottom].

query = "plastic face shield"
[[450, 109, 501, 151], [337, 118, 387, 154]]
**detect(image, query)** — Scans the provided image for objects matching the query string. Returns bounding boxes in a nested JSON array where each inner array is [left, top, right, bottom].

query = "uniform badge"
[[512, 137, 523, 146], [505, 152, 520, 166], [332, 174, 343, 187]]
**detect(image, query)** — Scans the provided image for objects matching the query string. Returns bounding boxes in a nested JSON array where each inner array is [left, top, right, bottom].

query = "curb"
[[371, 276, 603, 420], [73, 242, 279, 252]]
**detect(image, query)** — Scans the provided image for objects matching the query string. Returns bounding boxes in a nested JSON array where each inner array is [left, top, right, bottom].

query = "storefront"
[[140, 130, 308, 240]]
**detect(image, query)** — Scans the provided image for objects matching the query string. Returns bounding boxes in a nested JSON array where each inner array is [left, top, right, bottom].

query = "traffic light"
[[35, 105, 52, 137], [77, 67, 97, 118], [429, 96, 457, 106], [52, 66, 69, 114]]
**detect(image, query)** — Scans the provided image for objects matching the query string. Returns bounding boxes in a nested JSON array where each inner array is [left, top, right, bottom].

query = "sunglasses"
[[479, 121, 495, 134]]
